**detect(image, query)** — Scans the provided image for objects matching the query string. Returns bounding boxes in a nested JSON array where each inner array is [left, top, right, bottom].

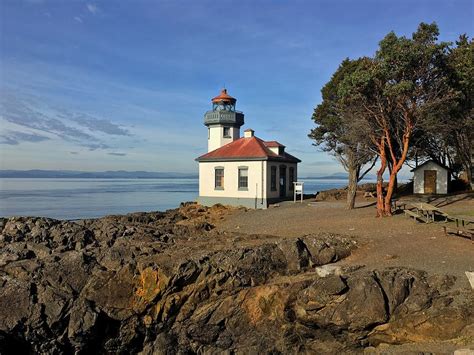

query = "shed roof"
[[410, 160, 451, 172]]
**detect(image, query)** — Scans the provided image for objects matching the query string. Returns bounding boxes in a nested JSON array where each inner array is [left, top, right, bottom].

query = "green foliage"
[[409, 33, 473, 178], [335, 23, 454, 157], [309, 21, 473, 213], [309, 58, 373, 169]]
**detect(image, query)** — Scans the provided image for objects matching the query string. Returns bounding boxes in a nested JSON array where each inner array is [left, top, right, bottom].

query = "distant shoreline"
[[0, 170, 377, 180], [0, 170, 198, 179], [0, 176, 199, 179]]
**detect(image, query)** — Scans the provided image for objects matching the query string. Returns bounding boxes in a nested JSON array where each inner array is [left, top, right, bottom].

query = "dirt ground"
[[217, 192, 474, 290]]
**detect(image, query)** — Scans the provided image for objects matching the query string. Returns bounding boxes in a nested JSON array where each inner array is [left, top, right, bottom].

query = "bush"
[[449, 179, 471, 193]]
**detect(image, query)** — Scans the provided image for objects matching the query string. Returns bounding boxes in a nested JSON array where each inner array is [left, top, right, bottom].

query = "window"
[[215, 168, 224, 189], [271, 166, 277, 191], [289, 167, 295, 191], [238, 167, 248, 190], [223, 127, 231, 138], [208, 128, 210, 140]]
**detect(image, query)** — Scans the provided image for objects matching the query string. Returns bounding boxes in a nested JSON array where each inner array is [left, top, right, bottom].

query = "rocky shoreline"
[[1, 203, 473, 353]]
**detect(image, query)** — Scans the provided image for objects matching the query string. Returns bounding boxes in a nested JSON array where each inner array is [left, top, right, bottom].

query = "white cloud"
[[86, 3, 99, 15], [74, 16, 83, 23]]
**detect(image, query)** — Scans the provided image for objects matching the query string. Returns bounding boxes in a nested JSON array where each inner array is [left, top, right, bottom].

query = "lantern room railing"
[[204, 110, 244, 127]]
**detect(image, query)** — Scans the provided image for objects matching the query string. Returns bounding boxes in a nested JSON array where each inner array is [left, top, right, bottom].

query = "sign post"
[[294, 182, 304, 203]]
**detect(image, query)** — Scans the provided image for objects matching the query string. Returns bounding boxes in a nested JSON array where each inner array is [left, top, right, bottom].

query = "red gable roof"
[[263, 140, 285, 148], [196, 136, 300, 163]]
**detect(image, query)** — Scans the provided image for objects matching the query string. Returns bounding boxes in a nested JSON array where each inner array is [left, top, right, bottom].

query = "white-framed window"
[[215, 168, 224, 190], [223, 127, 231, 138], [238, 167, 248, 190]]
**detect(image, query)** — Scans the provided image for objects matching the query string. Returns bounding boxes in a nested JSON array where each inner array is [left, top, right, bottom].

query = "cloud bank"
[[0, 131, 51, 145], [0, 91, 131, 151]]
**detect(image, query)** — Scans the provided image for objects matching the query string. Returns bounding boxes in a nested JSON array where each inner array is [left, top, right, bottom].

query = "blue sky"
[[1, 0, 473, 176]]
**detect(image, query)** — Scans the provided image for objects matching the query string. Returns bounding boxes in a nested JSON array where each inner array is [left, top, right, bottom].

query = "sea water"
[[0, 178, 354, 220]]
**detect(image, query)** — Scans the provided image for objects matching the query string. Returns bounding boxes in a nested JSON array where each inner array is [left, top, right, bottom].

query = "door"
[[424, 170, 437, 194], [279, 165, 287, 198]]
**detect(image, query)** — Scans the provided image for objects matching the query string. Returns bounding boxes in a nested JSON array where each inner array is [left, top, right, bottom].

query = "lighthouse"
[[204, 89, 244, 152], [196, 88, 301, 209]]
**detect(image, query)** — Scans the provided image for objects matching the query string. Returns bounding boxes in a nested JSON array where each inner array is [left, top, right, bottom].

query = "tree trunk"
[[383, 129, 411, 216], [454, 130, 472, 185], [376, 141, 387, 217], [346, 166, 358, 210], [376, 168, 385, 217], [384, 172, 397, 216], [463, 161, 473, 188]]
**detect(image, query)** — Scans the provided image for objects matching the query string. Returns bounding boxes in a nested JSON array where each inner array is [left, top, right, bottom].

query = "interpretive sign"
[[294, 182, 304, 203]]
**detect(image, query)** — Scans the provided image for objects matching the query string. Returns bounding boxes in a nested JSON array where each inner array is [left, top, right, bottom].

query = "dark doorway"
[[279, 165, 287, 198], [424, 170, 437, 194]]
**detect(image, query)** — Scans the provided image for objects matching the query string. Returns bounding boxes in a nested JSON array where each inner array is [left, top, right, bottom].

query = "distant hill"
[[301, 172, 379, 180], [301, 173, 353, 180], [301, 172, 410, 181], [0, 170, 198, 179]]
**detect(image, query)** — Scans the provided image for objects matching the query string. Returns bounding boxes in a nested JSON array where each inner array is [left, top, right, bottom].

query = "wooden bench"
[[409, 202, 453, 223], [443, 226, 474, 243], [392, 200, 407, 211], [404, 209, 428, 223], [452, 216, 474, 228]]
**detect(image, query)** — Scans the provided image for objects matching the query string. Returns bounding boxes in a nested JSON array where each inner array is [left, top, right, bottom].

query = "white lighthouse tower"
[[204, 89, 245, 152]]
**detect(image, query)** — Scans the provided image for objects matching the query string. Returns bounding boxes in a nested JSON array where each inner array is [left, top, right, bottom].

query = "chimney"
[[244, 128, 254, 138]]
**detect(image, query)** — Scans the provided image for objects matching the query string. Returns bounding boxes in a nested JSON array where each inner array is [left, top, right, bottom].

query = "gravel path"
[[217, 193, 474, 289]]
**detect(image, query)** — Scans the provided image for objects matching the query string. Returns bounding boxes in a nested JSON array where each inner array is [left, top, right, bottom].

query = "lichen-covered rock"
[[0, 205, 472, 354]]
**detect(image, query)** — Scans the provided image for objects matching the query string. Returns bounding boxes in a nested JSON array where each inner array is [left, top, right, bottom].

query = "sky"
[[1, 0, 473, 176]]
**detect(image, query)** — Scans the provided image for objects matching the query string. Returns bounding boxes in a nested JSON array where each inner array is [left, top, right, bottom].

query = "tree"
[[339, 23, 453, 216], [446, 35, 474, 184], [408, 35, 473, 183], [309, 59, 376, 210]]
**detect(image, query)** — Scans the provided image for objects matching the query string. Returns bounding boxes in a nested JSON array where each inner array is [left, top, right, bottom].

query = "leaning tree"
[[309, 58, 376, 210]]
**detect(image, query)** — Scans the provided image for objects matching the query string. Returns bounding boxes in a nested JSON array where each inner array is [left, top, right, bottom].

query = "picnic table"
[[451, 215, 474, 228], [443, 223, 474, 243], [406, 202, 449, 223], [401, 202, 473, 242]]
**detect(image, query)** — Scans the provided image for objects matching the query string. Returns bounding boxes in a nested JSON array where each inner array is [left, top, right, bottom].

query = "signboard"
[[293, 182, 304, 203]]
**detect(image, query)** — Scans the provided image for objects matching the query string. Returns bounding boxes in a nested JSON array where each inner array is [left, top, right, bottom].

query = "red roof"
[[263, 140, 285, 148], [212, 89, 236, 103], [196, 136, 300, 163]]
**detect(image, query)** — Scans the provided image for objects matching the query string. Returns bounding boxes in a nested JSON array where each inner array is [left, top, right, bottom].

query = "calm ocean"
[[0, 178, 353, 220]]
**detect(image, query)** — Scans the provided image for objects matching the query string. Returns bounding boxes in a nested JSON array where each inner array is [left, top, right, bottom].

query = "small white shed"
[[411, 160, 449, 195]]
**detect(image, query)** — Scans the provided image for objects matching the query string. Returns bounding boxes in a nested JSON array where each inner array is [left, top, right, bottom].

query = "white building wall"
[[265, 161, 298, 200], [413, 161, 448, 194], [199, 160, 266, 200], [268, 147, 279, 155], [207, 126, 240, 152]]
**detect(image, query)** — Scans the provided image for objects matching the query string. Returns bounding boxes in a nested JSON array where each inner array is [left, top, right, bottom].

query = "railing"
[[204, 110, 244, 125]]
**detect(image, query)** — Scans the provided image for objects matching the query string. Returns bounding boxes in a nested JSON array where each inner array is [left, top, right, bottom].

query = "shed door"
[[424, 170, 437, 194]]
